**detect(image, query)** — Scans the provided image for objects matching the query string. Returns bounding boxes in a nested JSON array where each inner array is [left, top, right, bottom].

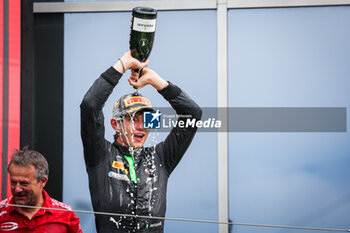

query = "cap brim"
[[126, 106, 155, 114]]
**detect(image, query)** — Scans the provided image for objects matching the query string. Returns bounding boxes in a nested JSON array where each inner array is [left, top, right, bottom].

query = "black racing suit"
[[80, 67, 202, 233]]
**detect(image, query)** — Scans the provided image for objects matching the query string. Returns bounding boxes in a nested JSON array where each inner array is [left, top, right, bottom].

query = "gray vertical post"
[[217, 0, 229, 233], [2, 0, 9, 200]]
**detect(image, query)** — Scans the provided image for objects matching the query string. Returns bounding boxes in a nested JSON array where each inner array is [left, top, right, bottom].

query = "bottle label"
[[133, 17, 156, 33]]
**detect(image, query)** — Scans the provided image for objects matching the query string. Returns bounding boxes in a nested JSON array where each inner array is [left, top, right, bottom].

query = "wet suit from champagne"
[[80, 64, 202, 233]]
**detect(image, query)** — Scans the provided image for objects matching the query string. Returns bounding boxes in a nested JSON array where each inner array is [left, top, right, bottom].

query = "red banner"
[[0, 0, 21, 198], [8, 0, 21, 197]]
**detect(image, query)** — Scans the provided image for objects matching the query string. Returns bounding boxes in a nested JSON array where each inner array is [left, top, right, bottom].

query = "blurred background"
[[1, 1, 349, 233]]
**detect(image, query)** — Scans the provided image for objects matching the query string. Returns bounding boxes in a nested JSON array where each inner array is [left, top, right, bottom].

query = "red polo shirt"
[[0, 190, 82, 232]]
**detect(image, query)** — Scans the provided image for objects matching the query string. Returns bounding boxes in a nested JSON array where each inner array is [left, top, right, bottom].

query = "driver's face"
[[116, 113, 150, 148]]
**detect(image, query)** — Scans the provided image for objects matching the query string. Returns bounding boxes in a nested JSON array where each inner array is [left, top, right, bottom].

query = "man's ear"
[[41, 176, 48, 188], [111, 118, 119, 130]]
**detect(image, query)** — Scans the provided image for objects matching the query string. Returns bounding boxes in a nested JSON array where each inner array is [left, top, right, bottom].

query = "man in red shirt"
[[0, 147, 82, 232]]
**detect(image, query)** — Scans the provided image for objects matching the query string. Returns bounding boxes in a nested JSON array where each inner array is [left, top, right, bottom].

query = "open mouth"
[[14, 194, 26, 201], [133, 133, 144, 141]]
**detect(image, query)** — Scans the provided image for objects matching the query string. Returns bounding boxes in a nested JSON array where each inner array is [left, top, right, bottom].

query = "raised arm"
[[156, 83, 202, 175], [130, 68, 202, 175], [80, 51, 148, 167]]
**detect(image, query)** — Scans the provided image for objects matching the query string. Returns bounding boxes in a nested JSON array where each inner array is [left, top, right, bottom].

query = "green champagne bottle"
[[129, 7, 157, 63]]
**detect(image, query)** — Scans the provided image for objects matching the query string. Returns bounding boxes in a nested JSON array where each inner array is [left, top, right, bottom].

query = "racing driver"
[[80, 50, 202, 233]]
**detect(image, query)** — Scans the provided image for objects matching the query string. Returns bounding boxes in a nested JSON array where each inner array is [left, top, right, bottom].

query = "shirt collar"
[[5, 196, 16, 214], [8, 189, 53, 215], [114, 141, 131, 155], [35, 189, 53, 215]]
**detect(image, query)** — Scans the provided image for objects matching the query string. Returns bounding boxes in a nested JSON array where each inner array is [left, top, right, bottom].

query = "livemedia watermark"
[[143, 107, 347, 133]]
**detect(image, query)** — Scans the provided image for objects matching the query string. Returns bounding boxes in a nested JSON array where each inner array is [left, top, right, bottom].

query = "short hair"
[[7, 147, 49, 182]]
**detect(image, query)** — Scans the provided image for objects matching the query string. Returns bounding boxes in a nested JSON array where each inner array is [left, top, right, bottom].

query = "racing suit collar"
[[7, 190, 53, 217], [113, 141, 143, 156]]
